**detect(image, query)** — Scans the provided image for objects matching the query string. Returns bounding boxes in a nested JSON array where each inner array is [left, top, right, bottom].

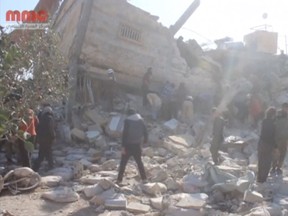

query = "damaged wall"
[[54, 0, 191, 89], [80, 0, 188, 88], [54, 0, 84, 57]]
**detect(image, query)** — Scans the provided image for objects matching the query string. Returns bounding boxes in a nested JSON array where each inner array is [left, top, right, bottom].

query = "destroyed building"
[[53, 0, 218, 105], [3, 1, 288, 216]]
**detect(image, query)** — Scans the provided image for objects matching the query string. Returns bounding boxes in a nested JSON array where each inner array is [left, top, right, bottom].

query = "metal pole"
[[169, 0, 200, 36]]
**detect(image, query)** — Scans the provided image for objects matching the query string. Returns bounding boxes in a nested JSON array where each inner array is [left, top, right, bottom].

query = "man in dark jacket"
[[117, 109, 148, 184], [271, 103, 288, 175], [33, 106, 55, 171], [210, 108, 226, 165], [257, 107, 276, 182]]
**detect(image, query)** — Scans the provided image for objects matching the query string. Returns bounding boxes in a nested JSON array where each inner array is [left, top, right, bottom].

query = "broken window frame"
[[118, 22, 142, 44]]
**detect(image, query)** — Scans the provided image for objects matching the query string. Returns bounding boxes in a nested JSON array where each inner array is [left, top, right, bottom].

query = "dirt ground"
[[0, 188, 96, 216]]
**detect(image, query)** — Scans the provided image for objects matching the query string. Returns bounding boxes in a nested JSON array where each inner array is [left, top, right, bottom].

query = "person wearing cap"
[[180, 96, 194, 124], [117, 109, 148, 184], [33, 106, 55, 171]]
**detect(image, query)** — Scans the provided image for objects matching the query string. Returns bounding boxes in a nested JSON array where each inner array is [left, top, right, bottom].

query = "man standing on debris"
[[180, 96, 194, 125], [147, 92, 162, 120], [141, 67, 152, 106], [117, 108, 148, 184], [271, 103, 288, 175], [210, 108, 226, 165], [106, 68, 116, 111], [33, 106, 55, 171], [257, 107, 276, 183]]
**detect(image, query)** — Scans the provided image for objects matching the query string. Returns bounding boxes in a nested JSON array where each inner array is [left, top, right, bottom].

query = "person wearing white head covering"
[[180, 96, 194, 124], [105, 69, 116, 111]]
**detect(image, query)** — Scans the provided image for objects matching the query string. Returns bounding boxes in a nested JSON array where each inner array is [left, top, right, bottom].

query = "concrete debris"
[[182, 174, 208, 193], [83, 184, 104, 198], [102, 159, 118, 171], [243, 190, 264, 203], [163, 119, 179, 131], [278, 177, 288, 196], [71, 128, 86, 141], [90, 188, 117, 206], [165, 177, 180, 191], [47, 167, 73, 181], [150, 197, 163, 210], [106, 115, 125, 138], [149, 166, 168, 182], [142, 183, 167, 196], [41, 187, 79, 203], [105, 193, 127, 210], [86, 130, 101, 143], [165, 206, 203, 216], [171, 193, 209, 209], [41, 176, 63, 187], [127, 202, 151, 214], [0, 210, 15, 216]]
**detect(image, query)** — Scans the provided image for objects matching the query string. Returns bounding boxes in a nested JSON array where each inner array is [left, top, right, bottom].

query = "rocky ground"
[[1, 102, 288, 216]]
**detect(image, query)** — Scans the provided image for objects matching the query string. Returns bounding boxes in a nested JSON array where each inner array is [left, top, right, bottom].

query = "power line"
[[181, 27, 216, 45]]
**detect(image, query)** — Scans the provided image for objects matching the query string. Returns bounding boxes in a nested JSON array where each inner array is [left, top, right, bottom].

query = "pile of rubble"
[[2, 97, 288, 216]]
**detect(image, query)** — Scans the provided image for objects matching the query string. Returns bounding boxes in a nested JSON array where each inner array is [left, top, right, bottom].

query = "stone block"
[[83, 184, 104, 198], [127, 202, 151, 214], [176, 193, 208, 209], [41, 176, 63, 187], [150, 197, 163, 210], [71, 128, 86, 141], [243, 190, 264, 203], [105, 194, 127, 210]]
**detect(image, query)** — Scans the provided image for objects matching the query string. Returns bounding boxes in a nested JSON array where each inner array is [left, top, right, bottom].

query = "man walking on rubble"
[[116, 108, 148, 184], [271, 103, 288, 175], [210, 108, 226, 165]]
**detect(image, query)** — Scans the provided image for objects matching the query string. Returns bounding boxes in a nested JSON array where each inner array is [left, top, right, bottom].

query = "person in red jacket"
[[17, 109, 38, 167]]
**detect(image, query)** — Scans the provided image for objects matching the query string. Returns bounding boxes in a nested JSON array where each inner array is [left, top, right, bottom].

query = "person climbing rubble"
[[180, 96, 194, 125], [147, 92, 162, 120], [271, 103, 288, 176], [116, 108, 148, 184], [257, 107, 276, 183], [160, 81, 176, 120], [105, 68, 117, 111], [141, 67, 152, 107], [210, 108, 226, 165]]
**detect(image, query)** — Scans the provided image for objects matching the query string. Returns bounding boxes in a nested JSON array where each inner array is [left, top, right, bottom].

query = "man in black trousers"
[[117, 109, 148, 184], [33, 106, 55, 171]]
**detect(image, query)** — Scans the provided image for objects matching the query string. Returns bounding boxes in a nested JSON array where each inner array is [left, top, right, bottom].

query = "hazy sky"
[[1, 0, 287, 52]]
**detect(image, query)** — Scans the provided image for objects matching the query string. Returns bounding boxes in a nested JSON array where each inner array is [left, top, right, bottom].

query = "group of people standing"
[[141, 68, 194, 124], [209, 102, 288, 183], [1, 105, 56, 172]]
